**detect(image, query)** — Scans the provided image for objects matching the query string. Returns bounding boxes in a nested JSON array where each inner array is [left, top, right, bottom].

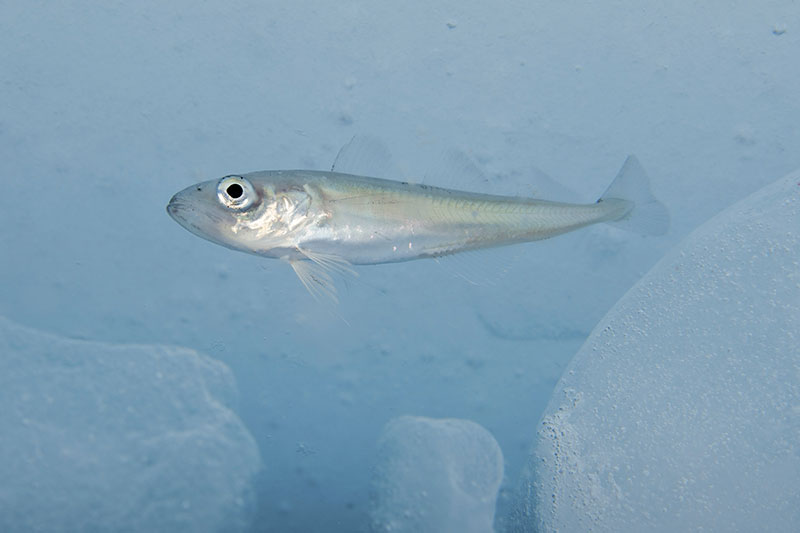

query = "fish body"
[[222, 170, 632, 263], [167, 155, 668, 299]]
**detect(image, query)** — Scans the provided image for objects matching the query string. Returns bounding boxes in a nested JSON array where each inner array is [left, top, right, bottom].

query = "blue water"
[[1, 2, 798, 532]]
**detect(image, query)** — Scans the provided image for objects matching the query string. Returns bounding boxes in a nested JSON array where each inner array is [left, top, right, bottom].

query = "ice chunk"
[[0, 316, 261, 533], [512, 171, 800, 531], [371, 416, 504, 533]]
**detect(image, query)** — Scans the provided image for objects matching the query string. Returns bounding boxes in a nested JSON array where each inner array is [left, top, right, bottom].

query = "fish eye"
[[217, 176, 257, 210]]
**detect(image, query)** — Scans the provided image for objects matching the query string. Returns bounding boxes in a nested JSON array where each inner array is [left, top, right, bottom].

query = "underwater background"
[[1, 1, 798, 532]]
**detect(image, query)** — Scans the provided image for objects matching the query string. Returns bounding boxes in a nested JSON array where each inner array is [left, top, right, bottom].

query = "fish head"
[[167, 173, 314, 256]]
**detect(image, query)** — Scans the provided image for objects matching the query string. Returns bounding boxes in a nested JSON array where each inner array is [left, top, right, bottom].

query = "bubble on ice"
[[512, 171, 800, 531], [371, 416, 504, 533], [0, 316, 261, 532]]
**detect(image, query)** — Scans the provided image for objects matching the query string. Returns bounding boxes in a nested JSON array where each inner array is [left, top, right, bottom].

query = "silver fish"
[[167, 150, 668, 300]]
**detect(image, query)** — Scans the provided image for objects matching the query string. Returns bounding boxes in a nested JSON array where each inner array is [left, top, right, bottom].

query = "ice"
[[512, 171, 800, 531], [371, 416, 504, 533], [0, 316, 261, 533]]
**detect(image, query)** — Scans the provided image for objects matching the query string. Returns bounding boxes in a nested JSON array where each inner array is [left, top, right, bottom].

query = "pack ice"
[[513, 171, 800, 531], [371, 416, 504, 533], [0, 316, 261, 532]]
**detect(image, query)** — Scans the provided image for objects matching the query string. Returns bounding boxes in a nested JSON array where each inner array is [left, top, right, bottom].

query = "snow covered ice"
[[0, 316, 261, 533], [371, 416, 504, 533], [513, 171, 800, 531]]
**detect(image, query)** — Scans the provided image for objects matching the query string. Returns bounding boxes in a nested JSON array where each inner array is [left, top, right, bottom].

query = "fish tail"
[[598, 155, 670, 236]]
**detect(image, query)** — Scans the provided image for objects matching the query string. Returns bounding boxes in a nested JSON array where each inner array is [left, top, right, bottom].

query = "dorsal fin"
[[421, 148, 490, 192], [503, 163, 582, 202], [331, 135, 401, 179], [421, 147, 578, 200]]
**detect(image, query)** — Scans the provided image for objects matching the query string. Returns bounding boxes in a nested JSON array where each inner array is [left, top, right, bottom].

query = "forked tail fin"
[[599, 155, 670, 236]]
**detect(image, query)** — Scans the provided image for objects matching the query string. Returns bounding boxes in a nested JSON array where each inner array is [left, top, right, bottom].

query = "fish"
[[167, 143, 668, 300]]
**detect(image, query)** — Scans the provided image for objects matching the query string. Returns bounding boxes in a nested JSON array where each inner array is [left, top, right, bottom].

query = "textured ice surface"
[[371, 416, 504, 533], [0, 316, 261, 533], [513, 171, 800, 531]]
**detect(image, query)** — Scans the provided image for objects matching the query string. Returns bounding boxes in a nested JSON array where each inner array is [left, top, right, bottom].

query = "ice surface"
[[513, 171, 800, 531], [0, 316, 261, 533], [371, 416, 504, 533]]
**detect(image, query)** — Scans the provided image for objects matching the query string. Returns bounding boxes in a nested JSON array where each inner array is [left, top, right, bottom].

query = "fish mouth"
[[166, 192, 232, 247], [166, 195, 187, 220], [166, 197, 202, 235], [166, 200, 209, 240]]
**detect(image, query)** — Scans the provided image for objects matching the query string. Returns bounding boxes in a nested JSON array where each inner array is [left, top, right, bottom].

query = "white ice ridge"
[[512, 170, 800, 531], [371, 416, 504, 533], [0, 316, 261, 533]]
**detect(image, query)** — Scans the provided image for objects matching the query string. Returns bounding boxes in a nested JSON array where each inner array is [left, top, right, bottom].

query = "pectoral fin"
[[298, 248, 358, 278], [287, 249, 357, 302], [288, 259, 339, 302]]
